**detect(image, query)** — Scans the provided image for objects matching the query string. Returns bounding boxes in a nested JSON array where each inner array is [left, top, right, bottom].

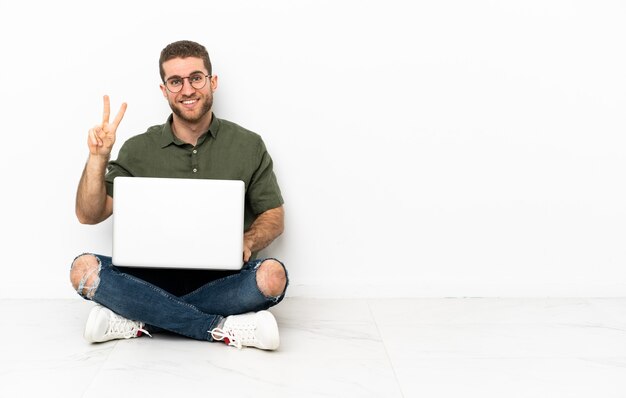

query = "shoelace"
[[211, 328, 242, 349], [210, 324, 257, 350], [105, 313, 152, 339]]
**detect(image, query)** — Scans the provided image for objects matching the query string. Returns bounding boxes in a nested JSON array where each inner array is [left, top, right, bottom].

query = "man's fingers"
[[89, 128, 103, 147], [102, 95, 111, 125], [111, 102, 127, 130], [243, 247, 252, 262], [89, 128, 98, 146], [95, 127, 104, 146]]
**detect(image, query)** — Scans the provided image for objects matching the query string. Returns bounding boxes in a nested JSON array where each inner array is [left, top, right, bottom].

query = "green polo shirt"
[[105, 114, 283, 232]]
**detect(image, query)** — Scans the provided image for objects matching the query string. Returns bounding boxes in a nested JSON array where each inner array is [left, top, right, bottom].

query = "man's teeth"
[[182, 100, 196, 105]]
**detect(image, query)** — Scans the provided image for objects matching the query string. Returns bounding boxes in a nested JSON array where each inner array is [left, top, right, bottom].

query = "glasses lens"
[[166, 78, 183, 93], [190, 73, 207, 89]]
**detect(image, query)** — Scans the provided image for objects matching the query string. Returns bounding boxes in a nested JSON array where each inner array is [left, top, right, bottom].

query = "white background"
[[1, 0, 625, 298]]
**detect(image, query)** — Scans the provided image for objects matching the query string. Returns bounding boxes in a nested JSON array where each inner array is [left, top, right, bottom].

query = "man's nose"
[[180, 77, 196, 95]]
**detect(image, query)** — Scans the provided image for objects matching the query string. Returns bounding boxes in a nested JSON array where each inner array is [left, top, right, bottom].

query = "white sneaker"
[[210, 311, 279, 350], [84, 304, 150, 343]]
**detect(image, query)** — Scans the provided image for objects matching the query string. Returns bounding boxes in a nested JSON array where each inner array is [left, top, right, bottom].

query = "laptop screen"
[[112, 177, 245, 270]]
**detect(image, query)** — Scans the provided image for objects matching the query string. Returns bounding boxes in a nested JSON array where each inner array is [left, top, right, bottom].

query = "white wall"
[[1, 0, 625, 298]]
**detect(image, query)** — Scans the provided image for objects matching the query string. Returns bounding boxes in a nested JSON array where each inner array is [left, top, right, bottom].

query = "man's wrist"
[[88, 153, 110, 162], [86, 154, 111, 174]]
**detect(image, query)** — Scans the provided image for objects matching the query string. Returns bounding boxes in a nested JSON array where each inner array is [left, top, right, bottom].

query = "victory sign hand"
[[87, 95, 127, 157]]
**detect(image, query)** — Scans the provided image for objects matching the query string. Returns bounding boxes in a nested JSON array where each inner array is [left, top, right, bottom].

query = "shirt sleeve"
[[247, 139, 284, 215], [104, 144, 133, 197]]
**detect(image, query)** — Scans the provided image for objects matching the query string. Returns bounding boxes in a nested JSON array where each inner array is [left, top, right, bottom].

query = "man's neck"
[[171, 111, 213, 146]]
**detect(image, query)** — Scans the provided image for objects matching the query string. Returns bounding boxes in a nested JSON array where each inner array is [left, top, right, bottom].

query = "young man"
[[70, 40, 287, 350]]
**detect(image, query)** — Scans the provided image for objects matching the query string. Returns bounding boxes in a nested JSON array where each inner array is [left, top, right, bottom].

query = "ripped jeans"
[[70, 254, 288, 341]]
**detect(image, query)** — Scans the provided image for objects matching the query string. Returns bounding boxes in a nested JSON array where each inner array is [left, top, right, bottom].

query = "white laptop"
[[112, 177, 245, 270]]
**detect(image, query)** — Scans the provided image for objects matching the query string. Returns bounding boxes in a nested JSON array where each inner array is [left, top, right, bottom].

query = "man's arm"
[[243, 205, 284, 261], [75, 156, 114, 224], [75, 95, 126, 225]]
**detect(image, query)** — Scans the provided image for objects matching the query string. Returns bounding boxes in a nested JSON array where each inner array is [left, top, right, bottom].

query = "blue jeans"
[[71, 254, 288, 341]]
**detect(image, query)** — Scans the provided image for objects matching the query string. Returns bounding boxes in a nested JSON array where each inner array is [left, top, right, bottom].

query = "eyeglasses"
[[164, 73, 211, 93]]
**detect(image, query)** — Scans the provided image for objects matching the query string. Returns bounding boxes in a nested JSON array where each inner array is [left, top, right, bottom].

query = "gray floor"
[[1, 297, 625, 397]]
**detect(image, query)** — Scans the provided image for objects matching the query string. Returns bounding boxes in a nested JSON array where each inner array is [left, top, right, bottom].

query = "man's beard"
[[171, 94, 213, 124]]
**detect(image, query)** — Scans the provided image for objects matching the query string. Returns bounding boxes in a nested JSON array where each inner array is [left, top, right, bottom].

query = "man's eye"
[[169, 79, 182, 86]]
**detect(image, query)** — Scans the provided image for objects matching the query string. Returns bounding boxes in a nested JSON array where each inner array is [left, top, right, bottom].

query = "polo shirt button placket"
[[191, 148, 198, 174]]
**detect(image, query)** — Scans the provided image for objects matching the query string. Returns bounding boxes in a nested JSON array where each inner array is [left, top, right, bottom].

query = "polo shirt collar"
[[159, 114, 220, 148]]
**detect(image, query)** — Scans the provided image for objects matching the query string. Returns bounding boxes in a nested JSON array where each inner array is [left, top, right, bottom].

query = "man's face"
[[160, 57, 216, 124]]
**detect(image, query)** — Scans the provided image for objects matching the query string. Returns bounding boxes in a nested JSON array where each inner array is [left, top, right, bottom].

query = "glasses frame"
[[164, 73, 211, 93]]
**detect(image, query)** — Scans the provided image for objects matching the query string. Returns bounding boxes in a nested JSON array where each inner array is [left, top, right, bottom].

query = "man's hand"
[[243, 243, 253, 262], [88, 95, 127, 157]]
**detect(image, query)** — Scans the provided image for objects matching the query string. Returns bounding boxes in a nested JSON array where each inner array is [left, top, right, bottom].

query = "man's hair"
[[159, 40, 212, 81]]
